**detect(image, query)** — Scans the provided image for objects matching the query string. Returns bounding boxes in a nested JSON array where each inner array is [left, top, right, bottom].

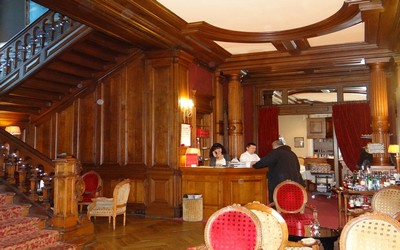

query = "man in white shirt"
[[239, 142, 260, 167]]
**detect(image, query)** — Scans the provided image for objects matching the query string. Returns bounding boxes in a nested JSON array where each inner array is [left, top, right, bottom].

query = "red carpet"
[[176, 190, 342, 229], [307, 191, 342, 229]]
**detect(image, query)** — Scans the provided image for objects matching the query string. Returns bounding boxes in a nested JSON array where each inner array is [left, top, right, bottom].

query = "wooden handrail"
[[0, 128, 55, 207], [0, 128, 54, 172]]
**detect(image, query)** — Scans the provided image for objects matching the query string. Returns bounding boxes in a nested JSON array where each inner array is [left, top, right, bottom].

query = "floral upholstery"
[[87, 179, 131, 230]]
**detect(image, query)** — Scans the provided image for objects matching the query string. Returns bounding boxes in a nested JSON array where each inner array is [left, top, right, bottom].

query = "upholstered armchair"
[[340, 212, 400, 250], [270, 180, 316, 236], [245, 201, 319, 250], [371, 185, 400, 217], [87, 179, 131, 230], [78, 170, 103, 213], [188, 202, 318, 250]]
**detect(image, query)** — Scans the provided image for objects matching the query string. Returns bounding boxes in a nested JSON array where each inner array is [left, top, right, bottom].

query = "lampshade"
[[388, 144, 400, 155], [5, 126, 21, 136], [186, 147, 200, 156]]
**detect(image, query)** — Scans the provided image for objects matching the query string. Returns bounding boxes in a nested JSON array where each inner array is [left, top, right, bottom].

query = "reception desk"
[[181, 166, 268, 218]]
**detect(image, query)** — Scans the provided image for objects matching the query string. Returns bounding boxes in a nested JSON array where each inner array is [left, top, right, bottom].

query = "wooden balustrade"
[[0, 11, 75, 79], [0, 128, 55, 209]]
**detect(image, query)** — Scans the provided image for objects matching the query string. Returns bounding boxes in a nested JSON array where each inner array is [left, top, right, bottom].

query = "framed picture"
[[294, 137, 304, 148]]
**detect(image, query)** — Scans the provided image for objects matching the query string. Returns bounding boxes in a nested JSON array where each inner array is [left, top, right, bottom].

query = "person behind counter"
[[252, 140, 305, 203], [209, 143, 231, 166], [239, 142, 260, 168], [356, 146, 373, 170]]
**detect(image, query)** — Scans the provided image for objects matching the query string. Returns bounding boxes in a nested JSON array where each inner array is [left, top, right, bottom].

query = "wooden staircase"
[[0, 191, 76, 249], [0, 132, 95, 249], [0, 10, 138, 126]]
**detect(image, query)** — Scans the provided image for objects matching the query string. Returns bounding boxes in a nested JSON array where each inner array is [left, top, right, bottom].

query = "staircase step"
[[0, 192, 15, 205], [43, 241, 76, 250], [0, 217, 44, 237], [0, 204, 31, 221], [0, 229, 60, 249]]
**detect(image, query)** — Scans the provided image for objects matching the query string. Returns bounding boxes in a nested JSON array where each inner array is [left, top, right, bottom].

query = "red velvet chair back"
[[274, 180, 307, 214], [81, 171, 102, 202], [205, 204, 262, 250]]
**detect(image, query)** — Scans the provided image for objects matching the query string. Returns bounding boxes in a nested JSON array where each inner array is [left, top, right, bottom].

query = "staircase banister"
[[0, 10, 81, 82], [0, 128, 54, 173], [0, 10, 73, 54]]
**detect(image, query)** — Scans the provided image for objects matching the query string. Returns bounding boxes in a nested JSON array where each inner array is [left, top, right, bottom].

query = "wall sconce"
[[388, 144, 400, 173], [5, 126, 21, 136], [179, 98, 194, 123]]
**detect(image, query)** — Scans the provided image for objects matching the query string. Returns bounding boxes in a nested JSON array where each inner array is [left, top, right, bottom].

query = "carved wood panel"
[[77, 92, 97, 164]]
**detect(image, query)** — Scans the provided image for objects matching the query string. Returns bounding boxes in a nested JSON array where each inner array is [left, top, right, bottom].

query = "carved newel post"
[[51, 156, 81, 229]]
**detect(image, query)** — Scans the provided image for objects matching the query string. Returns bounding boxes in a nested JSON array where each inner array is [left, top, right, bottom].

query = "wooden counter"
[[181, 166, 268, 218]]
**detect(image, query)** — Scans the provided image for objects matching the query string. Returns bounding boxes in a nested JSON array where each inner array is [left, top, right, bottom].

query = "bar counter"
[[181, 166, 268, 218]]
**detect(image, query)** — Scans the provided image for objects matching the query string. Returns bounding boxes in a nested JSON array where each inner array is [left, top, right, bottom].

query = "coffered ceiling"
[[0, 0, 399, 126], [157, 0, 365, 55]]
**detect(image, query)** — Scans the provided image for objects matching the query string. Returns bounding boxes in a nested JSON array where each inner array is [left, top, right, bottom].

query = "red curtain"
[[332, 103, 371, 171], [258, 107, 279, 157]]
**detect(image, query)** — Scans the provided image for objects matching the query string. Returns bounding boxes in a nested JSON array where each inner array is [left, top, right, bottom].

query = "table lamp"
[[388, 144, 400, 173], [185, 147, 200, 167]]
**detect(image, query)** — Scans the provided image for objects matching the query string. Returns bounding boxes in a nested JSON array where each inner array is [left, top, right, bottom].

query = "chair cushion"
[[87, 206, 126, 216], [281, 213, 314, 236]]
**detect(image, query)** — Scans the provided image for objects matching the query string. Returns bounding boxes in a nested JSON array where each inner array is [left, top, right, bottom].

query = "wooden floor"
[[84, 212, 340, 250], [85, 215, 205, 250]]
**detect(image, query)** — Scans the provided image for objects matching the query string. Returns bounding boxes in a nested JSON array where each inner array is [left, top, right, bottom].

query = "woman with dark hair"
[[209, 143, 231, 166]]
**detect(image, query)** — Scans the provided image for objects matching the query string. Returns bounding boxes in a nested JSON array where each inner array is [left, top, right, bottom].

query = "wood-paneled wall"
[[24, 49, 195, 217]]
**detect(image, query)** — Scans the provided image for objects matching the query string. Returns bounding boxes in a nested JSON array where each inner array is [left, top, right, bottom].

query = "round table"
[[289, 226, 340, 250]]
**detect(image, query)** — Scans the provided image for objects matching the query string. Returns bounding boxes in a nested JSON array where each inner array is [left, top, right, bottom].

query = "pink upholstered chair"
[[270, 180, 316, 236], [204, 204, 262, 250], [78, 170, 103, 213]]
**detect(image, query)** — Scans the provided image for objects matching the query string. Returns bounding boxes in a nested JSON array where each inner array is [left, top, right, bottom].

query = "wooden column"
[[227, 73, 244, 159], [51, 156, 81, 229], [214, 74, 224, 143], [368, 60, 391, 166]]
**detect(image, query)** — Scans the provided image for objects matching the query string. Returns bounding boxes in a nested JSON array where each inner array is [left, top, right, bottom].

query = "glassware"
[[312, 210, 320, 236]]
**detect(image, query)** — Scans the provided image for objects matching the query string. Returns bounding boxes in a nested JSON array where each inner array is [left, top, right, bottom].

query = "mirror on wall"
[[269, 85, 367, 105]]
